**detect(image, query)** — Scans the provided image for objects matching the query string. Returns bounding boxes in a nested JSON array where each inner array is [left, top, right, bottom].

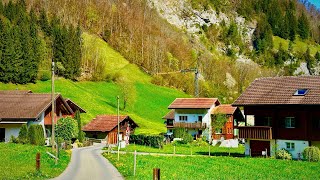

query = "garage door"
[[250, 140, 270, 157]]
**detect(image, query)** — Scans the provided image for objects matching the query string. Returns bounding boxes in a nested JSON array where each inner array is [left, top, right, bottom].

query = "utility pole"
[[51, 61, 58, 165], [117, 96, 120, 161]]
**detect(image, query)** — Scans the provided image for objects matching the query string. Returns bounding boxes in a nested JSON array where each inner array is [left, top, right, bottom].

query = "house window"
[[286, 142, 295, 150], [285, 117, 295, 128], [179, 116, 188, 121], [198, 116, 203, 122], [263, 117, 272, 126], [294, 89, 308, 96]]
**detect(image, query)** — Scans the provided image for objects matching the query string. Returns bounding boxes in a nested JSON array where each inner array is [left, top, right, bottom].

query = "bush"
[[39, 71, 50, 81], [28, 125, 45, 146], [130, 134, 163, 148], [18, 124, 29, 144], [303, 146, 320, 162], [10, 135, 19, 143], [191, 138, 208, 146], [55, 117, 78, 141], [173, 128, 194, 144], [276, 149, 292, 160]]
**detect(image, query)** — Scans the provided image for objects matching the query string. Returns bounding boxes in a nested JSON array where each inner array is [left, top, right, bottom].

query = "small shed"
[[82, 115, 138, 144]]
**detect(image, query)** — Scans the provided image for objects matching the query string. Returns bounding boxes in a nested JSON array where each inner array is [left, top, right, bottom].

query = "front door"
[[250, 140, 270, 157], [0, 128, 5, 142]]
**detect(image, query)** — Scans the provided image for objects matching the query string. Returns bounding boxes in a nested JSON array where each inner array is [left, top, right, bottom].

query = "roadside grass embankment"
[[104, 152, 320, 180], [0, 143, 70, 180]]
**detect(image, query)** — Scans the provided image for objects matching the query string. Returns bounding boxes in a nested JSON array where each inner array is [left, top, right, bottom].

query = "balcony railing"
[[238, 126, 272, 140], [173, 122, 206, 129]]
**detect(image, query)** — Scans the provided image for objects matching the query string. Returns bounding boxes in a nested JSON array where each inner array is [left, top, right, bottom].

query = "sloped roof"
[[233, 76, 320, 106], [168, 98, 220, 109], [65, 99, 86, 113], [82, 115, 138, 132], [0, 90, 72, 120], [212, 105, 237, 115], [162, 109, 175, 119]]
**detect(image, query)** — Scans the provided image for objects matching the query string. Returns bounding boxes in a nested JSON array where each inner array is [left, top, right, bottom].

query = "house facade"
[[164, 98, 243, 142], [233, 76, 320, 158], [82, 115, 138, 144], [0, 90, 83, 142]]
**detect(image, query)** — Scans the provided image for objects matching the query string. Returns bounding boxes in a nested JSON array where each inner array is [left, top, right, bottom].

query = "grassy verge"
[[0, 143, 70, 180], [116, 144, 244, 156], [104, 153, 320, 179]]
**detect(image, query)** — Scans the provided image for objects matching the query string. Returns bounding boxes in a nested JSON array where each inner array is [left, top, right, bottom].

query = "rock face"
[[148, 0, 255, 44]]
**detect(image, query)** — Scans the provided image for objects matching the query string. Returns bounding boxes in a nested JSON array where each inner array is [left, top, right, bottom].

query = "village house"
[[0, 90, 84, 142], [163, 98, 243, 143], [82, 115, 138, 144], [233, 76, 320, 158]]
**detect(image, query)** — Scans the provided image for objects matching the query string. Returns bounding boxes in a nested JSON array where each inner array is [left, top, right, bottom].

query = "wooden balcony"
[[238, 126, 272, 140], [173, 122, 206, 129]]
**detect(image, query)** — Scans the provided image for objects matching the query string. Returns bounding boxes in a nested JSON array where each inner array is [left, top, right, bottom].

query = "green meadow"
[[0, 143, 70, 179]]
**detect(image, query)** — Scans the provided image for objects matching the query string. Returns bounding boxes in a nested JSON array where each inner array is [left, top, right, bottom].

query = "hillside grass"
[[0, 143, 70, 179], [0, 33, 189, 135], [273, 36, 320, 55], [104, 153, 320, 179]]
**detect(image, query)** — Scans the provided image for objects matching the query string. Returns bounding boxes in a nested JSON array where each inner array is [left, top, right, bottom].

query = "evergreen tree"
[[274, 43, 288, 67], [298, 11, 310, 40], [287, 0, 297, 41], [315, 51, 320, 63], [253, 16, 273, 54], [39, 9, 51, 36], [305, 48, 315, 75], [75, 110, 84, 143]]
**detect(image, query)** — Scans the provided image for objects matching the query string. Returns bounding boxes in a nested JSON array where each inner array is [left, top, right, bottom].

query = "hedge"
[[130, 134, 163, 148], [28, 125, 45, 146]]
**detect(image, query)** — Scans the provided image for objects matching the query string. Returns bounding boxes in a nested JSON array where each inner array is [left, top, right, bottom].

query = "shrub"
[[10, 135, 19, 143], [28, 125, 45, 146], [191, 138, 208, 146], [173, 128, 194, 144], [303, 146, 320, 162], [130, 134, 163, 148], [276, 149, 292, 160], [55, 117, 78, 141], [39, 71, 50, 81], [18, 124, 29, 144]]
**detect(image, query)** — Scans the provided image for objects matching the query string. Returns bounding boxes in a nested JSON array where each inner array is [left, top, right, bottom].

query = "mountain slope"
[[0, 33, 189, 134]]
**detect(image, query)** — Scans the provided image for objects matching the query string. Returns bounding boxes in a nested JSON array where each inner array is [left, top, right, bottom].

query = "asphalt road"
[[54, 143, 123, 180]]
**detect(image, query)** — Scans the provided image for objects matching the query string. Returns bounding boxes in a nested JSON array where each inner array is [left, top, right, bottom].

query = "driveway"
[[54, 143, 123, 180]]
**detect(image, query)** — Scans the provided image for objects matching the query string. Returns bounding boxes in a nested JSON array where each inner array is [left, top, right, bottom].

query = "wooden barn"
[[82, 115, 138, 144]]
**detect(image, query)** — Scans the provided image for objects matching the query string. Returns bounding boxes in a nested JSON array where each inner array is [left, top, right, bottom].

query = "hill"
[[0, 33, 189, 135]]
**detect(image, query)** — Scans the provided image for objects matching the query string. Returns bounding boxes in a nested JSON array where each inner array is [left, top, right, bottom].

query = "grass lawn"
[[0, 143, 70, 179], [104, 153, 320, 180], [118, 144, 244, 156]]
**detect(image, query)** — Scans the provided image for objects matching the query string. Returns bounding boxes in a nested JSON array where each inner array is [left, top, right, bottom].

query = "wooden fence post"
[[36, 152, 40, 171], [153, 168, 160, 180], [133, 150, 137, 176], [266, 148, 268, 158], [209, 145, 211, 156], [249, 148, 251, 157], [173, 146, 176, 155]]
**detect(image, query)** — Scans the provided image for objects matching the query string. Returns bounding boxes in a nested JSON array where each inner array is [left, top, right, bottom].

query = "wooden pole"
[[249, 148, 251, 157], [36, 152, 40, 171], [153, 168, 160, 180], [51, 61, 57, 165], [209, 145, 211, 156], [134, 150, 137, 176], [266, 148, 268, 158], [117, 96, 120, 161], [173, 146, 175, 155]]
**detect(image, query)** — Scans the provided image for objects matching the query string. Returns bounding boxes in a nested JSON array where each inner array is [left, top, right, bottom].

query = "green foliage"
[[253, 16, 273, 54], [129, 134, 163, 148], [212, 113, 228, 132], [75, 110, 84, 143], [303, 146, 320, 162], [190, 138, 208, 146], [173, 128, 193, 144], [304, 48, 315, 75], [276, 149, 292, 160], [298, 11, 310, 40], [0, 143, 70, 179], [18, 124, 29, 144], [10, 135, 19, 143], [55, 117, 78, 141], [28, 125, 45, 146]]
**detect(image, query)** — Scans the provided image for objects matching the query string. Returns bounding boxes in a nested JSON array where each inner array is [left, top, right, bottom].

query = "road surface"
[[54, 143, 123, 180]]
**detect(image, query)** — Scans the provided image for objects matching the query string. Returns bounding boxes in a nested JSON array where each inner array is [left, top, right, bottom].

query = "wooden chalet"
[[82, 115, 138, 144], [233, 76, 320, 158]]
